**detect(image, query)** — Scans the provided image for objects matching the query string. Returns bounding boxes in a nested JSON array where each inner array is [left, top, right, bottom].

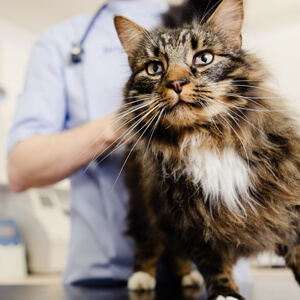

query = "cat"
[[113, 0, 300, 299]]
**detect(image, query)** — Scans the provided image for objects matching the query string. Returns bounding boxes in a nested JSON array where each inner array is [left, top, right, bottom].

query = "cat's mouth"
[[166, 98, 205, 113]]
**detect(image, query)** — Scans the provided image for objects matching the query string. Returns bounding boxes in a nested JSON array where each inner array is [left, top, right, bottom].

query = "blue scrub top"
[[7, 1, 169, 285]]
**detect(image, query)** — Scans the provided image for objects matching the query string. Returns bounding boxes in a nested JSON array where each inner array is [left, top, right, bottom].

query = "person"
[[7, 0, 251, 291], [7, 0, 169, 285]]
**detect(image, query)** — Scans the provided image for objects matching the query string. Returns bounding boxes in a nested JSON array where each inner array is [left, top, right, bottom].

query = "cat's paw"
[[127, 271, 156, 291], [181, 270, 204, 287], [216, 296, 240, 300], [129, 291, 155, 300]]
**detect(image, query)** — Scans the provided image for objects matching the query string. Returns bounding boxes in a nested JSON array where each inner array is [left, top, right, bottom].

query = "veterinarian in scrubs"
[[6, 0, 251, 288]]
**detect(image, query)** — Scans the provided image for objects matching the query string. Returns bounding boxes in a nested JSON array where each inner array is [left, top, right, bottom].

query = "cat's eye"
[[147, 62, 164, 76], [193, 52, 214, 66]]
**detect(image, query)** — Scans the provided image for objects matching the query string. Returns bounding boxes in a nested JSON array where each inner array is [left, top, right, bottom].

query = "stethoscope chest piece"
[[70, 4, 107, 64], [71, 44, 84, 63]]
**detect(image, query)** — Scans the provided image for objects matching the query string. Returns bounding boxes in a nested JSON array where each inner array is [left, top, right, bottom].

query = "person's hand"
[[91, 113, 121, 158]]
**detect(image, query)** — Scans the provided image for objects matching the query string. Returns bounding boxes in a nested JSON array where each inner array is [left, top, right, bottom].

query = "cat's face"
[[115, 0, 265, 133], [121, 24, 242, 129]]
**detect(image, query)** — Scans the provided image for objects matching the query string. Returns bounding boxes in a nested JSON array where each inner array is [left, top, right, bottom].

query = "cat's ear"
[[114, 15, 149, 60], [206, 0, 244, 48]]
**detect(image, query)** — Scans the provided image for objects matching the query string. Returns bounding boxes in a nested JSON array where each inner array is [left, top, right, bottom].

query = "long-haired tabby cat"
[[113, 0, 300, 299]]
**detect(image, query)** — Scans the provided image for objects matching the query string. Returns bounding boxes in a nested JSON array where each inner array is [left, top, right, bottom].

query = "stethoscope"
[[71, 4, 107, 64]]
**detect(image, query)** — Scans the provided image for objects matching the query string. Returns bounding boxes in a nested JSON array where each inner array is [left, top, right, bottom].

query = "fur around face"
[[114, 0, 300, 299]]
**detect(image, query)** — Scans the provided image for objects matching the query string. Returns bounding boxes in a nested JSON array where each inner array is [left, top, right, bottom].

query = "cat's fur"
[[114, 0, 300, 299]]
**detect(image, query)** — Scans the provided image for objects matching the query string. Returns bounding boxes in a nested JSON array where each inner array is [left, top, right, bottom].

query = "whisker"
[[211, 98, 267, 137], [120, 97, 158, 110], [70, 113, 128, 166], [210, 91, 269, 110], [214, 102, 250, 168], [84, 98, 161, 171], [211, 90, 281, 100], [112, 109, 161, 190], [228, 108, 267, 137], [116, 101, 165, 147], [143, 108, 165, 161], [231, 79, 265, 83], [205, 81, 278, 95], [198, 97, 223, 135], [141, 28, 158, 48], [124, 93, 158, 100], [94, 102, 165, 169], [201, 94, 286, 112], [200, 0, 223, 24]]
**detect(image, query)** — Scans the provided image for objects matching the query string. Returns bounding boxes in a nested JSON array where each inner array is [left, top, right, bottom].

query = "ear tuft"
[[114, 15, 148, 59], [207, 0, 244, 48]]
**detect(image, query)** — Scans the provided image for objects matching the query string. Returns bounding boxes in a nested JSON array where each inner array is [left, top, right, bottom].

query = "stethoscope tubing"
[[71, 4, 107, 63]]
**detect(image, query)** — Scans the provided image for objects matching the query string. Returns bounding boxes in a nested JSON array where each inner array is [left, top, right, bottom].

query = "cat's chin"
[[163, 103, 209, 129]]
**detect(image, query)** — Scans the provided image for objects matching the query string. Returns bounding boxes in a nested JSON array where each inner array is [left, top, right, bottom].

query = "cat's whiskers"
[[116, 108, 161, 155], [114, 101, 163, 150], [207, 105, 224, 134], [110, 97, 164, 144], [205, 96, 250, 168], [141, 28, 158, 48], [197, 96, 223, 135], [225, 107, 267, 137], [71, 101, 152, 166], [213, 90, 289, 112], [206, 81, 279, 96], [84, 98, 160, 171], [194, 85, 276, 112], [161, 109, 168, 125], [231, 79, 265, 83], [112, 108, 163, 190], [209, 90, 269, 110], [120, 96, 159, 111], [112, 100, 166, 153], [208, 96, 267, 137], [213, 101, 250, 168], [143, 108, 165, 162], [200, 93, 285, 112], [197, 97, 226, 136], [199, 0, 223, 24], [230, 84, 279, 95], [124, 93, 158, 100], [94, 102, 164, 171], [122, 96, 155, 105]]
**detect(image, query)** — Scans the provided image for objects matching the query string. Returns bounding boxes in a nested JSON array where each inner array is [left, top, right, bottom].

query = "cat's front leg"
[[280, 243, 300, 285], [204, 268, 244, 300], [127, 239, 164, 291], [163, 241, 204, 288], [192, 247, 245, 300]]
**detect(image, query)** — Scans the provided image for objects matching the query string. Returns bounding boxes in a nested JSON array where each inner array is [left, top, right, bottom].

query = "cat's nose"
[[166, 78, 190, 94]]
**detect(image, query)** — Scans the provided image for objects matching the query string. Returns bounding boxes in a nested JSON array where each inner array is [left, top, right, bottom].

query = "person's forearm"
[[8, 115, 117, 192]]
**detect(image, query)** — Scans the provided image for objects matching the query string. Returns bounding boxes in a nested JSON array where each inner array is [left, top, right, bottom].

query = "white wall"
[[0, 19, 35, 184], [243, 0, 300, 109]]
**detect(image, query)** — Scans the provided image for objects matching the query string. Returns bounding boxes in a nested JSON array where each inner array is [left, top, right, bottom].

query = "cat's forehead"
[[155, 25, 221, 55]]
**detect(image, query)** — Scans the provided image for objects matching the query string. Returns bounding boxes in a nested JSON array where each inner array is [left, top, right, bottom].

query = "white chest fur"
[[182, 146, 251, 212]]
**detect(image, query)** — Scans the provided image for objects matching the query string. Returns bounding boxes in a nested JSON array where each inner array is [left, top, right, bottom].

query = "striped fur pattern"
[[114, 0, 300, 299]]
